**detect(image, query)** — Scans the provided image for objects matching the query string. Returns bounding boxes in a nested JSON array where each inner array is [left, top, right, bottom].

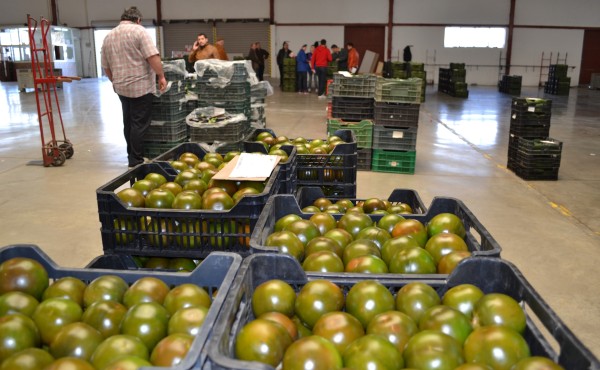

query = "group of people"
[[282, 40, 360, 98]]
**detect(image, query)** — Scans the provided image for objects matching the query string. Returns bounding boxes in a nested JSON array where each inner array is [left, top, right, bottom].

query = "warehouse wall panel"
[[56, 0, 87, 27], [275, 0, 388, 24], [162, 0, 269, 20], [86, 0, 157, 25], [511, 28, 584, 86], [0, 0, 49, 25], [515, 0, 600, 27], [394, 0, 510, 24]]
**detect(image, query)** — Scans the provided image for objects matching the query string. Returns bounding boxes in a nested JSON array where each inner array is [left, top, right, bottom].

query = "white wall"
[[394, 0, 510, 24], [0, 0, 49, 25], [56, 0, 87, 27], [515, 0, 600, 27], [162, 0, 269, 20], [275, 0, 388, 23], [511, 28, 584, 87], [392, 26, 507, 85]]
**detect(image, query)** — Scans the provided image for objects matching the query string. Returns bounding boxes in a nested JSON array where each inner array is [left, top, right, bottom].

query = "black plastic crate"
[[0, 244, 241, 370], [374, 102, 420, 128], [331, 97, 375, 121], [449, 62, 466, 70], [194, 82, 250, 101], [510, 113, 551, 126], [512, 98, 552, 114], [295, 183, 357, 201], [250, 194, 501, 267], [206, 253, 599, 369], [509, 123, 551, 138], [516, 137, 562, 154], [296, 130, 358, 186], [196, 100, 251, 116], [357, 147, 372, 170], [511, 151, 562, 168], [152, 142, 209, 163], [296, 186, 427, 214], [97, 163, 281, 258], [142, 138, 189, 159], [372, 125, 418, 151], [510, 163, 560, 181], [144, 119, 188, 142], [151, 101, 189, 122]]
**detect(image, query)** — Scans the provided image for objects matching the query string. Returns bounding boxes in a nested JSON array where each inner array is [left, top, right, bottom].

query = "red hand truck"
[[27, 15, 80, 167]]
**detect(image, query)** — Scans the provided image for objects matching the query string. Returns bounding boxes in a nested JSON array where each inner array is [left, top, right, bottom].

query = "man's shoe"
[[318, 95, 326, 99]]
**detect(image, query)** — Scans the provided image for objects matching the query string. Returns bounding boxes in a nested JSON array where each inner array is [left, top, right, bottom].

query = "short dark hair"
[[347, 42, 354, 47], [197, 33, 208, 39], [121, 6, 142, 22], [313, 41, 319, 48], [331, 44, 338, 49], [320, 39, 327, 45]]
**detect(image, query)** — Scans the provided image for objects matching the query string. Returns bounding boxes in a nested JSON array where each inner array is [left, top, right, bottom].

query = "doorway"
[[344, 25, 385, 71], [94, 27, 157, 78], [579, 30, 600, 85]]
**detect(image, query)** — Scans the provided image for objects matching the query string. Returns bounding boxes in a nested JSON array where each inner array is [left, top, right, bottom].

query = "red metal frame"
[[27, 15, 73, 166]]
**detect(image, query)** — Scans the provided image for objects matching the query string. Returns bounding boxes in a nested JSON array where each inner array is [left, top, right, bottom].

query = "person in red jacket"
[[347, 42, 360, 74], [311, 39, 332, 98]]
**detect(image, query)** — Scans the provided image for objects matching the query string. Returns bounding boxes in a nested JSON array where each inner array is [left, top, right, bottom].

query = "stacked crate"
[[410, 63, 427, 102], [327, 60, 338, 78], [438, 62, 469, 98], [507, 98, 562, 180], [328, 73, 377, 170], [282, 58, 297, 92], [544, 64, 570, 96], [250, 81, 268, 128], [498, 75, 522, 95], [190, 62, 253, 152], [144, 64, 190, 158], [371, 77, 423, 174]]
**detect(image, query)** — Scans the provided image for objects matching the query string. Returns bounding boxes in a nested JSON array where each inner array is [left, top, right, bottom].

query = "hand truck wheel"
[[59, 143, 74, 159]]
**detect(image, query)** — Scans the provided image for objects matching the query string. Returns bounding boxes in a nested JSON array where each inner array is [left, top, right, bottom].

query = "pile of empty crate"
[[438, 62, 469, 98], [327, 72, 423, 174]]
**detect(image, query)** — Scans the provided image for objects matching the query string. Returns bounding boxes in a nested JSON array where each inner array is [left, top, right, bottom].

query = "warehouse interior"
[[1, 0, 599, 367]]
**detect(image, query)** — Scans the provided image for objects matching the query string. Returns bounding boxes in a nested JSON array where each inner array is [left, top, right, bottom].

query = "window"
[[444, 27, 506, 48]]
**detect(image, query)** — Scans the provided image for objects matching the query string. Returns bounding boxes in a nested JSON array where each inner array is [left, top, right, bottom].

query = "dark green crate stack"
[[329, 73, 376, 170], [544, 64, 570, 96], [498, 75, 522, 95], [250, 82, 268, 128], [144, 61, 191, 158], [282, 58, 297, 92], [410, 63, 427, 103], [507, 98, 562, 180], [190, 61, 253, 151], [438, 63, 469, 98], [371, 77, 423, 174]]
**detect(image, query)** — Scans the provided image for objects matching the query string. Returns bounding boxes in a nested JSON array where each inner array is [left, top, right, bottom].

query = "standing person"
[[331, 44, 340, 61], [306, 43, 317, 92], [310, 39, 332, 99], [276, 41, 292, 88], [215, 37, 229, 61], [296, 44, 309, 94], [403, 45, 413, 77], [255, 42, 270, 81], [188, 33, 219, 64], [248, 42, 260, 74], [347, 42, 360, 74], [337, 43, 348, 71], [101, 6, 167, 168]]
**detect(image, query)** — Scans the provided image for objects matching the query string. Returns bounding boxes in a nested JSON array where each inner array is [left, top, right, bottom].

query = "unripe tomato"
[[295, 280, 344, 329], [252, 279, 296, 318], [463, 326, 530, 370], [346, 280, 395, 328]]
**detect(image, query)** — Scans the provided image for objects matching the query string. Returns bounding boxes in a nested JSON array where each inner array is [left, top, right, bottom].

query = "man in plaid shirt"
[[101, 6, 167, 168]]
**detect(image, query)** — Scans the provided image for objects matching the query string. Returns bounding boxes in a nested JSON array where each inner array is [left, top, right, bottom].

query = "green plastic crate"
[[327, 119, 373, 149], [371, 149, 416, 174]]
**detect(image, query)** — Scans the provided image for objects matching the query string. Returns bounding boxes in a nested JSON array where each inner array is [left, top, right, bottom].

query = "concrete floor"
[[0, 78, 599, 359]]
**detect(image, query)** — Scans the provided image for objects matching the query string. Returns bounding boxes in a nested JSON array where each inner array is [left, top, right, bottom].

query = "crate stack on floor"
[[498, 75, 522, 95], [282, 58, 297, 92], [327, 73, 376, 171], [370, 76, 423, 174], [409, 62, 427, 102], [250, 81, 268, 128], [190, 61, 253, 153], [507, 97, 563, 180], [143, 61, 190, 158], [438, 62, 469, 98], [544, 64, 570, 96]]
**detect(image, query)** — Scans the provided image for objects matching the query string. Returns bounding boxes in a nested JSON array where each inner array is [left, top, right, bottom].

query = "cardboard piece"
[[212, 153, 280, 181], [359, 50, 379, 74]]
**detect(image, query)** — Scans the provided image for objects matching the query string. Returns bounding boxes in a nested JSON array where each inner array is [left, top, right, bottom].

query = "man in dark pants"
[[403, 45, 413, 77], [277, 41, 291, 87], [101, 7, 167, 167], [255, 42, 269, 81], [311, 39, 332, 98]]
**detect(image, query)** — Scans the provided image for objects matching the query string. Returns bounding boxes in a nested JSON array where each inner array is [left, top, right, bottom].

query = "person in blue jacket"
[[296, 44, 310, 94]]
